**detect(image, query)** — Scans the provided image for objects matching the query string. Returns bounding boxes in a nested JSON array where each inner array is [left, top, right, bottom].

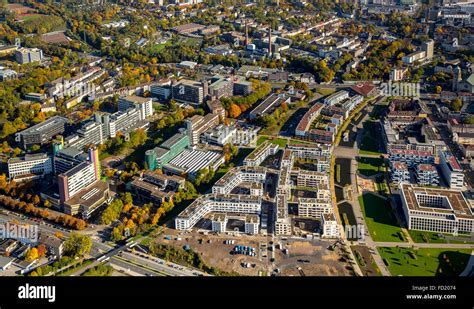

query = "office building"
[[15, 116, 68, 149], [172, 79, 207, 106], [400, 184, 474, 234], [118, 95, 153, 121]]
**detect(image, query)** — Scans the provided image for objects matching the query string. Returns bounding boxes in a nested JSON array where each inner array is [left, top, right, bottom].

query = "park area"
[[359, 193, 406, 242], [359, 121, 383, 156], [378, 247, 472, 276], [357, 156, 385, 177]]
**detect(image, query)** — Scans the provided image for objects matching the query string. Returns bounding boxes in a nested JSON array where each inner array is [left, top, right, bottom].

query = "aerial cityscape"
[[0, 0, 474, 293]]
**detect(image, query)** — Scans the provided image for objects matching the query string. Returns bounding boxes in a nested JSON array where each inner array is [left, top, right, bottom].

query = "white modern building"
[[400, 184, 474, 235], [118, 95, 154, 121], [7, 153, 53, 181], [243, 141, 279, 167], [175, 194, 262, 230], [439, 151, 464, 190], [298, 197, 332, 218], [212, 166, 267, 195], [321, 213, 340, 238], [323, 90, 349, 106]]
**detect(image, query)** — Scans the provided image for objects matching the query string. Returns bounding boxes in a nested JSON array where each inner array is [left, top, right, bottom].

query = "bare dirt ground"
[[152, 228, 270, 276], [275, 239, 353, 276], [357, 175, 375, 193]]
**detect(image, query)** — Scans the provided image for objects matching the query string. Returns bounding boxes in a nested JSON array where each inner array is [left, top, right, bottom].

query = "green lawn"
[[357, 157, 385, 177], [316, 88, 336, 96], [359, 193, 406, 242], [409, 230, 474, 244], [359, 121, 383, 155], [378, 247, 472, 276], [149, 42, 171, 53], [257, 136, 288, 148]]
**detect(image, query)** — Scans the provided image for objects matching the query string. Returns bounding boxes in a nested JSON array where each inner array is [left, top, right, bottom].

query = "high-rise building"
[[15, 47, 43, 64], [185, 113, 220, 145], [421, 39, 434, 60], [171, 79, 207, 106], [118, 95, 153, 121]]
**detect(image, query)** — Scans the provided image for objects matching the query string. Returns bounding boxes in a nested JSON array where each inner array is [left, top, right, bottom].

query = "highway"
[[0, 211, 207, 277]]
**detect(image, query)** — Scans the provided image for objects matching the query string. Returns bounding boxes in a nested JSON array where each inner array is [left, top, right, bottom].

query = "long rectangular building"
[[15, 116, 68, 149]]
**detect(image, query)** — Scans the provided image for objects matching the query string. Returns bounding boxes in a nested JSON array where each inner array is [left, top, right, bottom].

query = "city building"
[[175, 194, 261, 230], [243, 141, 279, 167], [185, 113, 220, 145], [15, 116, 68, 149], [7, 153, 53, 181], [323, 90, 349, 106], [212, 166, 267, 195], [298, 197, 332, 218], [390, 161, 410, 184], [400, 184, 474, 235], [295, 103, 324, 137], [211, 213, 227, 233], [274, 194, 291, 236], [118, 95, 154, 121], [15, 47, 43, 64], [439, 151, 464, 190], [321, 213, 340, 238], [415, 164, 440, 186]]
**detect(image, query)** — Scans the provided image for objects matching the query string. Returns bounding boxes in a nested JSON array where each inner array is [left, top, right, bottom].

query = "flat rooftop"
[[401, 184, 474, 219]]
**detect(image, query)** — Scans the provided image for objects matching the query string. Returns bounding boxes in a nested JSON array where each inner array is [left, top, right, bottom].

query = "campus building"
[[15, 116, 68, 149], [185, 113, 220, 145], [145, 132, 190, 170], [172, 79, 207, 106], [415, 164, 440, 186], [15, 47, 43, 64], [7, 153, 53, 181], [118, 95, 154, 121]]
